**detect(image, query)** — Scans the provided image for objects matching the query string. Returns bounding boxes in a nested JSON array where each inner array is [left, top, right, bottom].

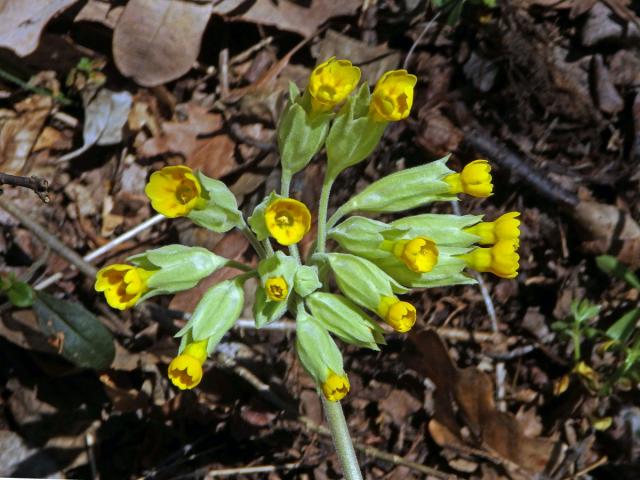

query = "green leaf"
[[33, 292, 115, 369], [6, 281, 34, 307], [606, 308, 640, 343], [551, 321, 569, 332], [596, 255, 640, 290]]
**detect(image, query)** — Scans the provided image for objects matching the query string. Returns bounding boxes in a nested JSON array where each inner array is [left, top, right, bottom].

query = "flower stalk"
[[322, 396, 363, 480]]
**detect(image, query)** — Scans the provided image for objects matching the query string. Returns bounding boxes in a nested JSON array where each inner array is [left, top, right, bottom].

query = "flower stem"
[[327, 204, 348, 230], [316, 178, 334, 254], [281, 171, 292, 197], [239, 221, 267, 259], [321, 396, 363, 480]]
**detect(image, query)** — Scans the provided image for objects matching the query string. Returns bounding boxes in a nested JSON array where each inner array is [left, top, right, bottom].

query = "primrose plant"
[[94, 57, 521, 476]]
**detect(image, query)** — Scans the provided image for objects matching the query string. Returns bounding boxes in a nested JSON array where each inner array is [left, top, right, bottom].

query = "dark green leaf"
[[606, 308, 640, 343], [33, 292, 114, 370], [6, 281, 33, 307], [596, 255, 640, 290]]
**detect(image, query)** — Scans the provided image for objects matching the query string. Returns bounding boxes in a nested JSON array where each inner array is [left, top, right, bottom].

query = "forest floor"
[[0, 1, 639, 479]]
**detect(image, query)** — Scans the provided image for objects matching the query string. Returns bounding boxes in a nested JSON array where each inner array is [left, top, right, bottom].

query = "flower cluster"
[[94, 58, 521, 399]]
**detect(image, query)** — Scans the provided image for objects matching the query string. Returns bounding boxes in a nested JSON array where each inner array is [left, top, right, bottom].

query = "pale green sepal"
[[257, 251, 298, 298], [252, 287, 288, 328], [339, 156, 456, 216], [325, 83, 387, 180], [175, 279, 244, 348], [278, 84, 331, 177], [296, 310, 344, 384], [248, 191, 280, 241], [130, 245, 227, 301], [307, 292, 383, 350], [327, 253, 408, 313], [294, 265, 322, 297], [377, 246, 475, 288], [391, 214, 482, 247], [187, 171, 242, 232], [329, 216, 408, 259]]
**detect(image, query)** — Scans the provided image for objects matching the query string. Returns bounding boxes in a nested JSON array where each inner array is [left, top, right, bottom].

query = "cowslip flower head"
[[378, 296, 417, 333], [308, 57, 361, 113], [265, 276, 288, 302], [95, 264, 153, 310], [265, 198, 311, 246], [322, 369, 350, 402], [369, 69, 417, 122], [168, 340, 207, 390], [465, 212, 520, 245], [462, 239, 519, 278], [445, 159, 493, 197], [145, 165, 207, 218], [392, 237, 439, 273]]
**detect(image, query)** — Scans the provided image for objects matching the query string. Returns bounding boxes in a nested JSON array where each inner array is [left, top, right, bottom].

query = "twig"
[[34, 214, 166, 290], [463, 126, 578, 208], [563, 456, 608, 479], [204, 463, 301, 478], [0, 173, 49, 203], [403, 11, 442, 70], [216, 351, 452, 479], [0, 197, 97, 278]]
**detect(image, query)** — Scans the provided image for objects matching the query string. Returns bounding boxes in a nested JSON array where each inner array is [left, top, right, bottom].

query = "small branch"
[[0, 197, 97, 278], [204, 463, 301, 478], [463, 126, 578, 208], [0, 173, 50, 203]]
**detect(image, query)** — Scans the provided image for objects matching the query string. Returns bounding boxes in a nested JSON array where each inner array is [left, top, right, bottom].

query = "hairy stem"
[[321, 396, 363, 480], [316, 178, 334, 254], [239, 221, 267, 259]]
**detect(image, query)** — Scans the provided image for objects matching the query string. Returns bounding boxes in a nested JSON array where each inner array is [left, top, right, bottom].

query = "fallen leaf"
[[74, 0, 124, 29], [189, 133, 238, 179], [311, 30, 401, 85], [218, 0, 360, 38], [406, 330, 557, 477], [0, 0, 78, 56], [138, 103, 222, 160], [0, 95, 52, 174], [58, 88, 133, 162], [574, 200, 640, 268], [113, 0, 213, 86]]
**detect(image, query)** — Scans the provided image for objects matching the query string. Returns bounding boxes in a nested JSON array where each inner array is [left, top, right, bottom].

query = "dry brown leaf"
[[137, 104, 222, 159], [0, 95, 52, 175], [218, 0, 360, 38], [311, 30, 401, 85], [113, 0, 213, 87], [189, 133, 237, 179], [574, 200, 640, 268], [0, 0, 78, 56], [406, 330, 557, 477], [75, 0, 124, 29]]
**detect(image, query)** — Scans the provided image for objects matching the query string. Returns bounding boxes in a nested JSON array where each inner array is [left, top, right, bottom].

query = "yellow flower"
[[322, 370, 350, 402], [308, 57, 361, 113], [95, 264, 153, 310], [265, 276, 288, 301], [264, 198, 311, 246], [392, 237, 439, 273], [378, 296, 417, 333], [168, 340, 207, 390], [465, 212, 521, 245], [144, 165, 207, 218], [369, 69, 417, 122], [444, 159, 493, 197], [462, 240, 519, 278]]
